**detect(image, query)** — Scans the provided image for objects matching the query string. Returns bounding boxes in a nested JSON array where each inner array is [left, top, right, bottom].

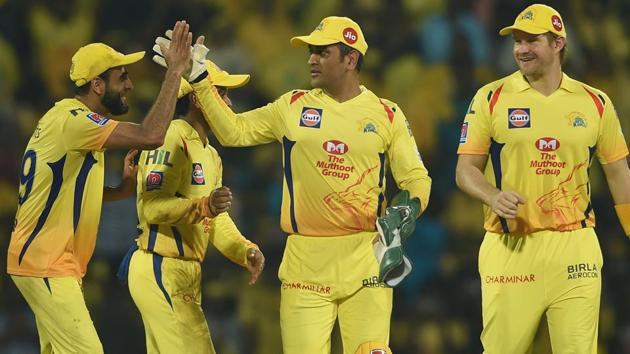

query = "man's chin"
[[108, 105, 129, 116], [310, 78, 322, 88]]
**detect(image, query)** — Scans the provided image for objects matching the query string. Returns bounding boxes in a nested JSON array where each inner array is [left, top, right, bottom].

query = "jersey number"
[[18, 150, 37, 205]]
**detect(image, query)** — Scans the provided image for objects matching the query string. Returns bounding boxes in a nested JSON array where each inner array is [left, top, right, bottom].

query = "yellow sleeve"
[[62, 110, 119, 151], [387, 104, 432, 214], [205, 153, 258, 266], [596, 94, 629, 164], [140, 128, 213, 224], [457, 88, 492, 155], [207, 213, 258, 267], [191, 79, 283, 146]]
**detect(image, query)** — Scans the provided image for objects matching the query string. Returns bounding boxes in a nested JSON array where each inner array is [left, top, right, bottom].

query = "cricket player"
[[123, 61, 265, 354], [156, 16, 431, 354], [455, 4, 630, 353], [6, 21, 194, 353]]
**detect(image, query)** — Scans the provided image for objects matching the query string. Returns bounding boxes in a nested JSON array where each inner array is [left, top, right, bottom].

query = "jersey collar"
[[509, 71, 579, 93], [174, 119, 206, 146]]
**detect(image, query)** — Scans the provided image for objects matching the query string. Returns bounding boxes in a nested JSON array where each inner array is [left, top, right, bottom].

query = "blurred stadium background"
[[1, 0, 629, 353]]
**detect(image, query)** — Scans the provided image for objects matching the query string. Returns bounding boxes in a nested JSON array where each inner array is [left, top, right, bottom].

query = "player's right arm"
[[191, 78, 282, 146], [104, 21, 192, 150], [455, 88, 523, 219]]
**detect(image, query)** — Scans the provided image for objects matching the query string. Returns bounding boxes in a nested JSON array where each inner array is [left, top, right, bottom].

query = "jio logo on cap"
[[342, 27, 358, 44], [551, 15, 563, 31]]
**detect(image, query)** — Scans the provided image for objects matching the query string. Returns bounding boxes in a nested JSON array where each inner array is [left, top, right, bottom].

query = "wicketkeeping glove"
[[152, 30, 209, 82], [374, 190, 421, 287]]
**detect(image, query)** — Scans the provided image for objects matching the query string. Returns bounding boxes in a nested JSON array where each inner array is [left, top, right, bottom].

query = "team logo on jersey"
[[508, 108, 531, 129], [300, 107, 322, 128], [85, 112, 109, 126], [146, 171, 163, 190], [363, 122, 377, 133], [572, 116, 587, 128], [191, 163, 205, 185], [535, 137, 560, 152], [342, 27, 358, 45], [323, 140, 348, 155], [459, 121, 469, 143], [551, 15, 563, 32]]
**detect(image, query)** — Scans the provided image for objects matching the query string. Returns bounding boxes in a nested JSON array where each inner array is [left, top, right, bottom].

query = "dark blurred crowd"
[[1, 0, 629, 353]]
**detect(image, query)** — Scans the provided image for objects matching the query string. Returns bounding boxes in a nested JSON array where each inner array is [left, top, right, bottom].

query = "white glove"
[[152, 30, 209, 82]]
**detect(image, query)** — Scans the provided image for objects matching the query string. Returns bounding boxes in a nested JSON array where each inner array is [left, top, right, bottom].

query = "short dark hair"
[[175, 94, 191, 118], [337, 43, 363, 71], [545, 32, 567, 63], [73, 68, 114, 95]]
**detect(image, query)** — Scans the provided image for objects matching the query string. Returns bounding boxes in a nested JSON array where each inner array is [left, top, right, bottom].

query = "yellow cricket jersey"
[[458, 71, 629, 234], [7, 98, 119, 278], [192, 80, 431, 236], [136, 119, 256, 265]]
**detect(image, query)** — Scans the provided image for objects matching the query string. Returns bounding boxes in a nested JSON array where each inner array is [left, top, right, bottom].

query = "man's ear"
[[555, 36, 566, 52], [346, 50, 360, 70], [190, 92, 201, 109], [91, 78, 105, 96]]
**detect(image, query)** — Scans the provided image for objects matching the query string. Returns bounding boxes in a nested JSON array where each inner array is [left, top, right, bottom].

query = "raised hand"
[[155, 21, 193, 76], [153, 27, 208, 82]]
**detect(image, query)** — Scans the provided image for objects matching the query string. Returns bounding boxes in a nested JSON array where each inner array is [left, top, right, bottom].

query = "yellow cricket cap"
[[178, 60, 250, 98], [499, 4, 566, 38], [70, 43, 145, 86], [290, 16, 368, 55], [354, 341, 392, 354]]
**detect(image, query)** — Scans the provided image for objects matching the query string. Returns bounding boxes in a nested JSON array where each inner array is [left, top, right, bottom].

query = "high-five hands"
[[153, 29, 209, 82], [156, 21, 193, 76]]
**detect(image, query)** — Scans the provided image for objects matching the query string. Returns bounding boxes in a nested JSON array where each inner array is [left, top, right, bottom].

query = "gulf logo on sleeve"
[[300, 107, 323, 128], [86, 112, 109, 126], [508, 108, 531, 129], [191, 163, 205, 185], [147, 171, 163, 190]]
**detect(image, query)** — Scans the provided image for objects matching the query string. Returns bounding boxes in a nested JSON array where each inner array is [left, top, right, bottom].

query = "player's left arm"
[[103, 149, 138, 201], [386, 103, 431, 216], [595, 95, 630, 236], [602, 158, 630, 237], [205, 153, 264, 284]]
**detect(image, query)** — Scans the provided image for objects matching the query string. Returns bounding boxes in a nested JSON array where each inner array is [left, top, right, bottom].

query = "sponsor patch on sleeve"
[[459, 121, 469, 143], [85, 112, 110, 126], [146, 171, 163, 190]]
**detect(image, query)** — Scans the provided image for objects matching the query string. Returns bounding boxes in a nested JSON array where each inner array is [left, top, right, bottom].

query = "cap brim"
[[499, 24, 548, 36], [118, 51, 145, 66], [290, 35, 338, 47], [213, 74, 250, 89]]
